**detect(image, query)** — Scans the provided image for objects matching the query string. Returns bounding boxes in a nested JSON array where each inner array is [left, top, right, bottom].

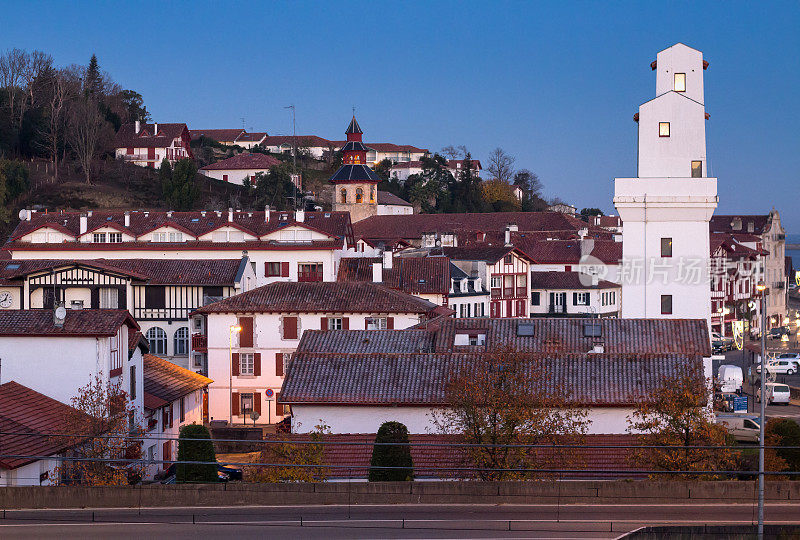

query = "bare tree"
[[37, 68, 77, 183], [513, 169, 543, 198], [440, 145, 460, 160], [0, 48, 29, 130], [487, 147, 515, 183], [66, 98, 112, 184]]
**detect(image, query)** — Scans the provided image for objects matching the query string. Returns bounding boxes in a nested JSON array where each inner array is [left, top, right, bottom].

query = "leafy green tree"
[[120, 89, 150, 122], [580, 208, 604, 221], [1, 159, 30, 199], [369, 421, 414, 482], [85, 54, 101, 97], [766, 418, 800, 475], [444, 153, 489, 213], [373, 158, 393, 181], [161, 158, 199, 210], [176, 424, 218, 483], [252, 163, 298, 211]]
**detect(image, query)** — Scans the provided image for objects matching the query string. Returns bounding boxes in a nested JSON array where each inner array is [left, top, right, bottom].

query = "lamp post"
[[228, 324, 242, 425], [755, 280, 767, 539]]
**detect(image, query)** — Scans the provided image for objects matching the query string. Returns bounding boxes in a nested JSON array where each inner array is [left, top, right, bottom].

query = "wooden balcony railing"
[[298, 271, 324, 282], [191, 333, 207, 350]]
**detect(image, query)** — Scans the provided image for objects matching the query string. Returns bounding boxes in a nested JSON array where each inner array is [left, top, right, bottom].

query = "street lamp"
[[755, 280, 767, 539], [229, 324, 242, 425]]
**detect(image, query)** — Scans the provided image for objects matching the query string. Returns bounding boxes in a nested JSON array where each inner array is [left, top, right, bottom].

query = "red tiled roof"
[[200, 153, 281, 171], [0, 381, 89, 469], [515, 237, 622, 265], [389, 161, 423, 170], [710, 233, 764, 259], [441, 245, 527, 264], [189, 129, 245, 142], [337, 256, 450, 295], [193, 281, 439, 315], [116, 122, 189, 149], [353, 212, 588, 243], [235, 132, 268, 143], [529, 271, 619, 290], [262, 135, 333, 148], [377, 191, 412, 206], [710, 215, 770, 236], [144, 392, 168, 410], [143, 354, 211, 409], [6, 210, 353, 248], [0, 309, 137, 337], [591, 215, 622, 228], [332, 141, 429, 153], [129, 328, 148, 353], [281, 351, 702, 406]]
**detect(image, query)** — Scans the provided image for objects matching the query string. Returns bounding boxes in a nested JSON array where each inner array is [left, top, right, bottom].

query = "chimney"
[[228, 208, 233, 222], [264, 206, 270, 222], [79, 213, 88, 235], [166, 210, 173, 218], [200, 211, 206, 217], [154, 123, 158, 135], [578, 227, 588, 239], [124, 211, 130, 227], [295, 210, 305, 223], [87, 210, 92, 217], [591, 343, 605, 354], [504, 227, 512, 246], [372, 262, 382, 283], [135, 120, 141, 133], [580, 238, 595, 259], [591, 274, 599, 287], [382, 250, 393, 269]]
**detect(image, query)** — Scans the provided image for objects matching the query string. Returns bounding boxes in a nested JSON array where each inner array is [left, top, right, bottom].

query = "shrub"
[[368, 421, 414, 482], [176, 424, 217, 482], [766, 418, 800, 476]]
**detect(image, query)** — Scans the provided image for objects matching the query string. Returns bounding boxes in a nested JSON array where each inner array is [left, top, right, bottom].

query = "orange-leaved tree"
[[432, 348, 588, 480], [54, 375, 144, 485], [627, 367, 736, 479]]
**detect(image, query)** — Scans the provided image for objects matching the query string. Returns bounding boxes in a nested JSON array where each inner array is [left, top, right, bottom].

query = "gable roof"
[[377, 191, 412, 206], [0, 382, 90, 469], [529, 271, 619, 290], [515, 237, 622, 265], [200, 153, 281, 171], [297, 329, 436, 354], [116, 122, 188, 149], [710, 215, 770, 236], [337, 256, 450, 295], [143, 354, 212, 409], [0, 309, 138, 337], [261, 135, 333, 148], [193, 281, 439, 315], [189, 129, 245, 142]]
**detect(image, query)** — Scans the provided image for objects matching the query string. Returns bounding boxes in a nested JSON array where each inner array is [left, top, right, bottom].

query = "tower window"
[[370, 185, 375, 202], [691, 161, 702, 178], [661, 295, 673, 315], [356, 188, 363, 203], [674, 73, 686, 92], [659, 122, 670, 137], [340, 188, 347, 204], [661, 237, 672, 257]]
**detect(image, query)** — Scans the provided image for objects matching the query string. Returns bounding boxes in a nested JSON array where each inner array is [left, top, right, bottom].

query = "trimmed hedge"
[[176, 424, 217, 482], [368, 421, 414, 482]]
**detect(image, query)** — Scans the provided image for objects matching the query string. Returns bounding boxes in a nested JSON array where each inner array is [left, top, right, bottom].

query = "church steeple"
[[329, 114, 381, 222], [345, 115, 363, 141]]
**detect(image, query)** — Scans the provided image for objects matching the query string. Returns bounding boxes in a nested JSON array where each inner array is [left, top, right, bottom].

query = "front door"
[[550, 292, 566, 314]]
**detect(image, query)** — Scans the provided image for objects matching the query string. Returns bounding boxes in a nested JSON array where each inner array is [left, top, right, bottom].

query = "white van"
[[715, 414, 760, 443], [717, 365, 743, 393], [757, 383, 791, 405]]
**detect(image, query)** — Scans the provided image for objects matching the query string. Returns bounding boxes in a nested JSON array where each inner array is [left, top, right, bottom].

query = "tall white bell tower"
[[614, 43, 718, 324]]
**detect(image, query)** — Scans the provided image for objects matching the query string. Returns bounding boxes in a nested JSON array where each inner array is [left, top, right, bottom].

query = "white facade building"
[[614, 43, 718, 323]]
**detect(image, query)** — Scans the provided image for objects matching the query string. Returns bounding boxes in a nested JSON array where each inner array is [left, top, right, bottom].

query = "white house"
[[261, 135, 333, 159], [614, 43, 718, 323], [390, 159, 480, 183], [115, 121, 193, 168], [199, 153, 282, 185], [190, 129, 245, 146], [6, 209, 353, 288], [376, 191, 414, 215], [528, 271, 621, 317], [281, 318, 712, 434], [191, 281, 445, 426], [142, 353, 211, 478], [0, 382, 93, 486]]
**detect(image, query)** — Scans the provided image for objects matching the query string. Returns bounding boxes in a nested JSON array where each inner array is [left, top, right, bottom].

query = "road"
[[1, 503, 800, 539]]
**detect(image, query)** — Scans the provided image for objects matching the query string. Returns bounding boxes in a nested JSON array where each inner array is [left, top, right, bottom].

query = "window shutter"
[[276, 392, 283, 416], [118, 289, 127, 309], [91, 288, 99, 309], [320, 317, 328, 331], [232, 353, 240, 376], [162, 441, 171, 465], [264, 262, 269, 277], [343, 317, 349, 330], [280, 262, 290, 277], [238, 317, 254, 347], [254, 392, 262, 414], [253, 353, 261, 376], [232, 392, 240, 416], [276, 353, 284, 377], [573, 293, 578, 305], [386, 317, 394, 329], [283, 317, 298, 340]]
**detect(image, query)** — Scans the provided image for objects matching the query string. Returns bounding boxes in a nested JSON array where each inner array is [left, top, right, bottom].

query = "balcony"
[[774, 282, 785, 290], [191, 333, 207, 351], [298, 270, 324, 282], [548, 304, 566, 314]]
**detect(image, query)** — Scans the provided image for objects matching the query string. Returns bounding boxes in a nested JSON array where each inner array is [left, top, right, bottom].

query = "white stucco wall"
[[1, 457, 60, 486], [200, 168, 272, 186]]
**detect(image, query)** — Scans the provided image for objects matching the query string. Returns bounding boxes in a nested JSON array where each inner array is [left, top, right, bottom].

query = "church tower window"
[[356, 188, 364, 203]]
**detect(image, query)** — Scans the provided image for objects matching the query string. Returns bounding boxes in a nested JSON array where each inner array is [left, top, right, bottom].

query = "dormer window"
[[674, 73, 686, 92], [152, 231, 183, 242]]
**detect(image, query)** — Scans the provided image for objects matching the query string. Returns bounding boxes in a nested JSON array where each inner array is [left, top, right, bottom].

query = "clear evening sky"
[[2, 1, 798, 230]]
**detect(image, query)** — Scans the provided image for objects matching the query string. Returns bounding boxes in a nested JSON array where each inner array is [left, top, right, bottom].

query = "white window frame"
[[93, 233, 106, 243], [108, 232, 123, 243], [240, 352, 255, 375], [365, 317, 387, 330], [574, 292, 590, 306], [328, 317, 343, 330]]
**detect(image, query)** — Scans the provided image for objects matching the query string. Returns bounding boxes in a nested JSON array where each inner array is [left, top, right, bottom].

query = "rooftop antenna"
[[284, 105, 297, 209], [241, 117, 245, 131]]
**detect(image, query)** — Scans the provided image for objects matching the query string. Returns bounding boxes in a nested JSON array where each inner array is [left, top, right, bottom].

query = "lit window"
[[674, 73, 686, 92], [691, 161, 702, 178], [340, 189, 347, 204], [661, 237, 673, 258], [356, 188, 364, 203], [240, 352, 254, 375], [659, 122, 670, 137]]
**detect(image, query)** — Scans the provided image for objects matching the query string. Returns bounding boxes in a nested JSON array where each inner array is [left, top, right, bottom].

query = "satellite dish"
[[55, 306, 67, 319], [18, 209, 27, 220]]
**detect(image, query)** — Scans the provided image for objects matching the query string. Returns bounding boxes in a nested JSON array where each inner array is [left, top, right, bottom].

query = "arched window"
[[340, 188, 347, 204], [356, 188, 363, 203], [174, 327, 189, 356], [146, 327, 167, 356], [370, 185, 375, 202]]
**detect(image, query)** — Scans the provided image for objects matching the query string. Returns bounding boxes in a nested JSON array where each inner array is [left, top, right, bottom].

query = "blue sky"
[[3, 1, 799, 230]]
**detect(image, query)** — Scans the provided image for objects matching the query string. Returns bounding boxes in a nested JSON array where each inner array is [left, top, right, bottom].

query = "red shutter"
[[254, 392, 262, 414], [280, 262, 290, 277], [239, 317, 254, 347], [276, 353, 284, 376], [264, 262, 269, 277], [232, 353, 240, 376], [320, 317, 328, 331], [276, 392, 283, 416], [126, 147, 133, 154], [223, 174, 228, 182], [253, 353, 261, 376], [162, 441, 171, 466], [168, 404, 174, 428], [232, 392, 240, 416], [386, 317, 394, 329], [343, 317, 349, 330], [283, 317, 298, 340]]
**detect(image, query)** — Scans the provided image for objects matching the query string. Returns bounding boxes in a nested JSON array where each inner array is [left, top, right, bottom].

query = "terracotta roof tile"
[[189, 129, 245, 142], [0, 309, 137, 337], [710, 215, 770, 236], [377, 191, 412, 206], [262, 135, 333, 148], [200, 153, 281, 171], [116, 122, 189, 149], [529, 271, 619, 290], [143, 354, 211, 408], [337, 256, 449, 295]]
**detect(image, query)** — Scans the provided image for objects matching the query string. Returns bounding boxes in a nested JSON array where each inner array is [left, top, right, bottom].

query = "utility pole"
[[756, 280, 768, 540], [284, 105, 297, 209]]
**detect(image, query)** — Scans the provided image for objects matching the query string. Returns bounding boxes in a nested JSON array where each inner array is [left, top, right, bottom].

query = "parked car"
[[715, 414, 760, 443], [755, 360, 797, 375], [711, 332, 735, 350], [768, 327, 790, 340], [756, 383, 792, 405], [776, 352, 800, 364], [159, 463, 243, 484], [717, 365, 744, 394]]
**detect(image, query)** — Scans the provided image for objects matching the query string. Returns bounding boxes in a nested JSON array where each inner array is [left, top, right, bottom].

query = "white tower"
[[614, 43, 718, 324]]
